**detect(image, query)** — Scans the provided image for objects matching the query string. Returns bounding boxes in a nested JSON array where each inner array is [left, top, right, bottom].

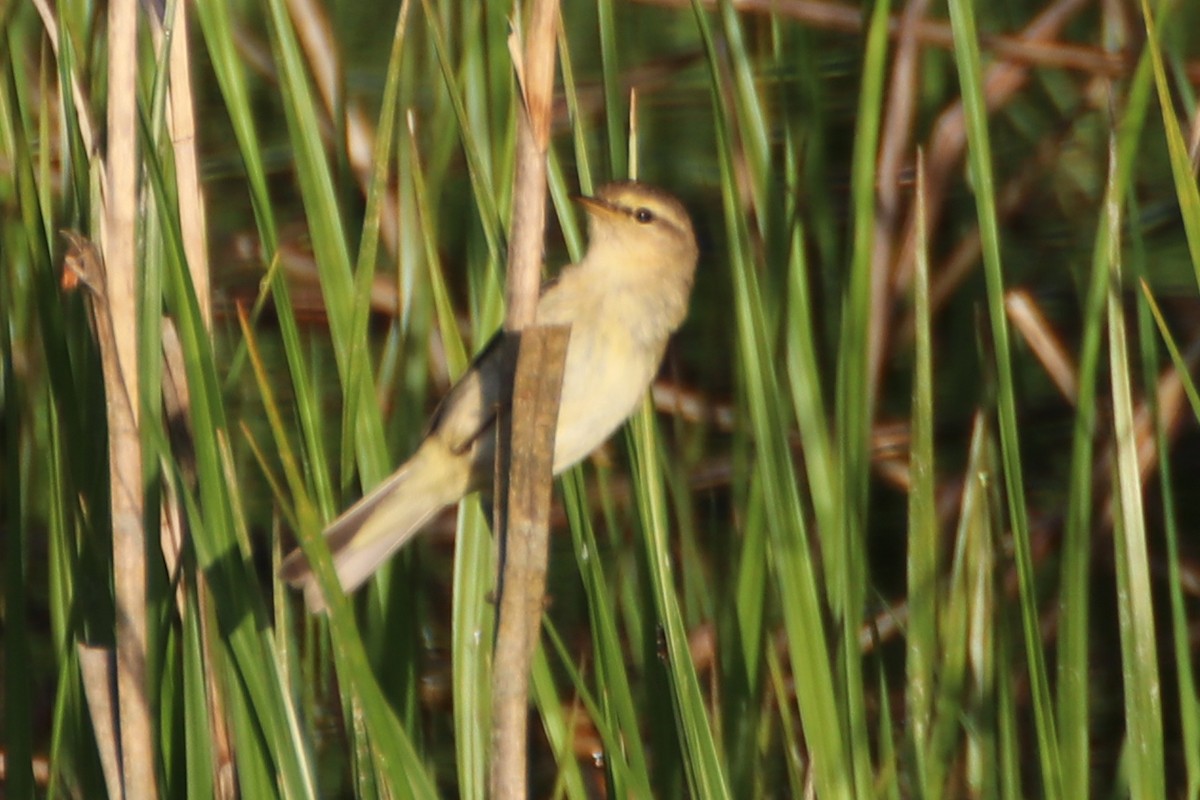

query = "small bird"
[[280, 181, 699, 611]]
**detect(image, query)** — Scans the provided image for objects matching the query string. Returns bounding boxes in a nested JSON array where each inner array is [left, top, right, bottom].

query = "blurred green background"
[[4, 0, 1200, 797]]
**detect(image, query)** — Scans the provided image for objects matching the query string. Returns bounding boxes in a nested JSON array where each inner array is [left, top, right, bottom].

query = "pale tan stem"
[[491, 0, 562, 796]]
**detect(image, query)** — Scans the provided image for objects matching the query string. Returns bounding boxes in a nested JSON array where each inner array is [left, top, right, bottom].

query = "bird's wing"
[[425, 329, 519, 455], [425, 275, 568, 455]]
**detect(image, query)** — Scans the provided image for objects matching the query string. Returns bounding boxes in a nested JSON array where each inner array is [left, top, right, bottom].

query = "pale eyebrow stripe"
[[613, 200, 689, 238]]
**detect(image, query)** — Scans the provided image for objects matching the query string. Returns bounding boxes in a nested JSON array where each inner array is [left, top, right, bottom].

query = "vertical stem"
[[490, 0, 561, 796], [489, 326, 569, 798], [104, 0, 156, 794], [502, 0, 560, 329]]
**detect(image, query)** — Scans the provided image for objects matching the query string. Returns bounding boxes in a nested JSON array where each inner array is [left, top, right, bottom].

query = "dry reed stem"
[[491, 0, 563, 796], [101, 0, 158, 787]]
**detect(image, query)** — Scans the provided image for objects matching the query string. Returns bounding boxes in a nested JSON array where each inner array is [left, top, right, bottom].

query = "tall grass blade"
[[944, 0, 1060, 792], [1104, 150, 1166, 799], [629, 402, 731, 799]]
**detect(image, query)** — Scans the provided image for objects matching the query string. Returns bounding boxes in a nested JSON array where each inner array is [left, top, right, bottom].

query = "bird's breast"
[[550, 315, 663, 472]]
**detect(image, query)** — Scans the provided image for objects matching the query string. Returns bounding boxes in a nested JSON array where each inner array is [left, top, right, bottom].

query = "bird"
[[280, 180, 699, 612]]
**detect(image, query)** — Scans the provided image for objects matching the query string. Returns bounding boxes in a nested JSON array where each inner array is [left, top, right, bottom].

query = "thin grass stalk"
[[1104, 139, 1166, 799], [1138, 282, 1200, 795], [944, 0, 1060, 793], [687, 1, 848, 794], [555, 27, 594, 205], [729, 469, 768, 752], [782, 151, 837, 613], [713, 1, 768, 210], [561, 469, 654, 796], [836, 0, 891, 792], [765, 638, 806, 796], [1056, 36, 1157, 799], [1131, 208, 1200, 800], [595, 0, 625, 177], [1138, 0, 1200, 291], [416, 0, 505, 261], [190, 0, 279, 253], [629, 403, 732, 798], [876, 664, 900, 800], [344, 0, 411, 475], [452, 501, 493, 800], [907, 152, 938, 796], [529, 643, 591, 798], [262, 0, 390, 485], [181, 589, 218, 799]]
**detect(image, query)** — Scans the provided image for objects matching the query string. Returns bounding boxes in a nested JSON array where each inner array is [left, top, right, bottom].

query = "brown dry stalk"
[[489, 325, 571, 799], [491, 0, 563, 796]]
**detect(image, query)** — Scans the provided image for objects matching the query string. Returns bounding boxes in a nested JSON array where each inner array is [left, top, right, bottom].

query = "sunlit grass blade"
[[451, 500, 493, 800], [782, 180, 837, 599], [628, 401, 731, 799], [730, 472, 767, 698], [1104, 178, 1165, 798], [261, 0, 389, 491], [1137, 282, 1200, 795], [235, 303, 437, 797], [180, 593, 217, 799], [1057, 40, 1156, 797], [1140, 286, 1200, 422], [343, 0, 412, 496], [190, 0, 280, 253], [834, 1, 892, 792], [554, 27, 594, 211], [595, 0, 625, 178], [560, 468, 652, 797], [415, 0, 504, 261], [712, 1, 768, 209], [192, 0, 340, 534]]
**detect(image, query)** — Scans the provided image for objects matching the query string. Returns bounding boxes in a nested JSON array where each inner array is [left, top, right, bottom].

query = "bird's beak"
[[573, 194, 621, 218]]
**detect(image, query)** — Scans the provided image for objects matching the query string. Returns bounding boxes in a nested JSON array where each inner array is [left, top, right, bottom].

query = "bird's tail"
[[279, 439, 470, 612]]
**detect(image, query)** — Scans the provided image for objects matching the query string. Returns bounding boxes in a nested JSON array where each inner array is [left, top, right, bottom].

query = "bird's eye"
[[634, 207, 654, 224]]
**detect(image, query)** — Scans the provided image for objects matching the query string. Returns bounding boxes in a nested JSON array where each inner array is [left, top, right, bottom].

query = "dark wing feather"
[[424, 330, 519, 455]]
